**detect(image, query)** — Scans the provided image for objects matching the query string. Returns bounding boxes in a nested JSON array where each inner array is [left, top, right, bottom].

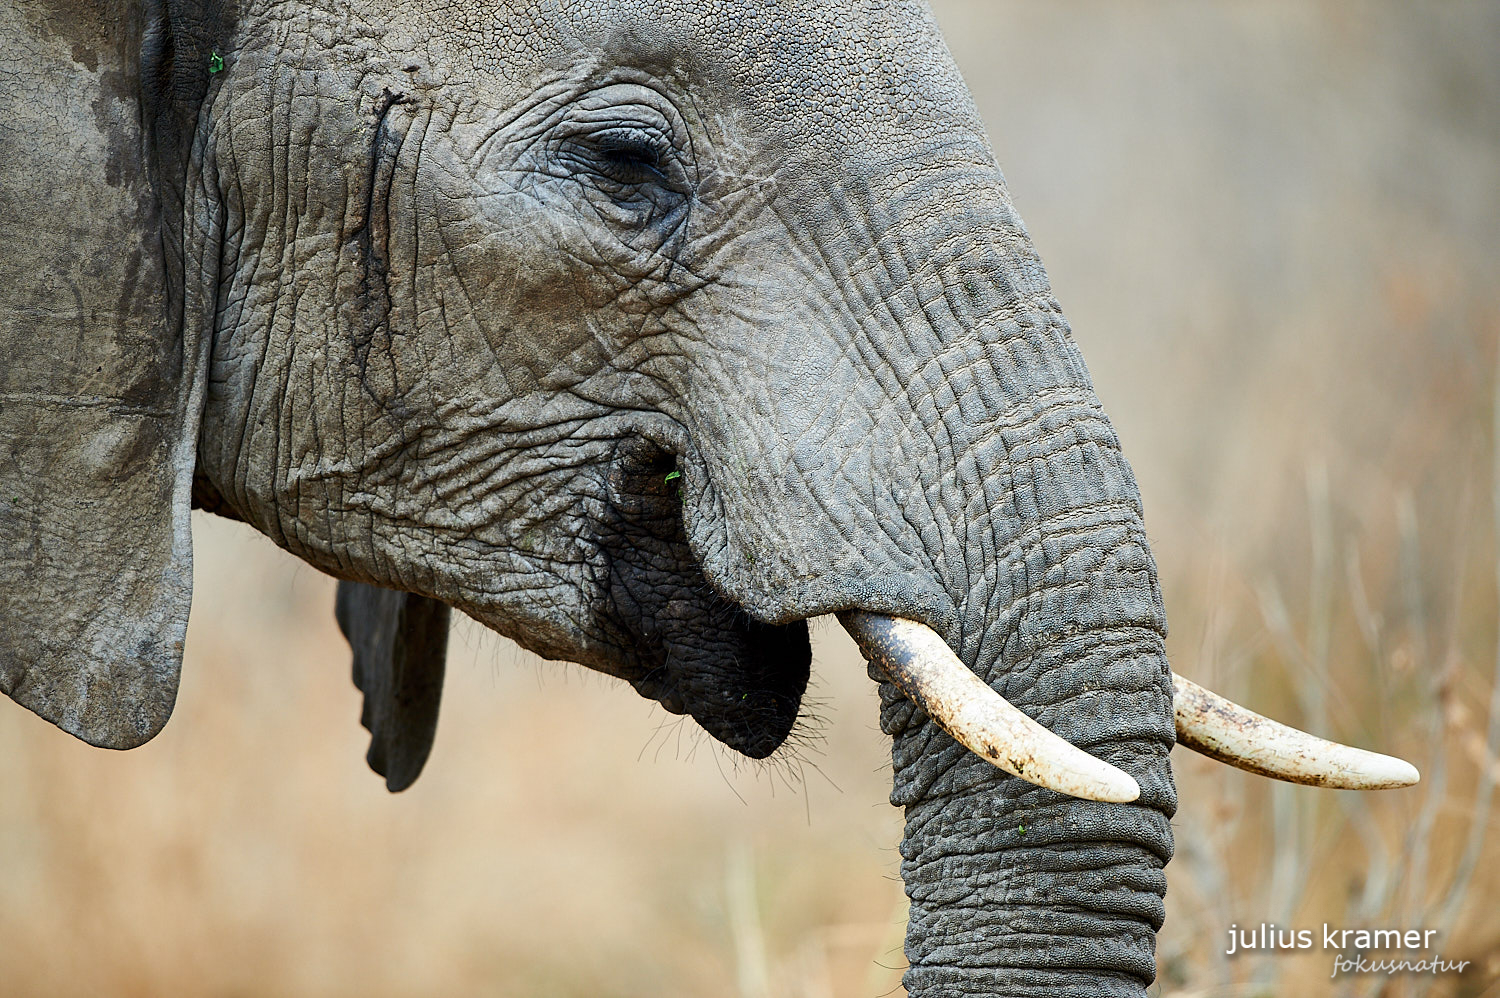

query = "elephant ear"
[[0, 1, 219, 747], [335, 582, 451, 792]]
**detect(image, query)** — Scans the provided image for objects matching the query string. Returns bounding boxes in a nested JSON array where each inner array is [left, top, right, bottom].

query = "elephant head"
[[1, 1, 1417, 993]]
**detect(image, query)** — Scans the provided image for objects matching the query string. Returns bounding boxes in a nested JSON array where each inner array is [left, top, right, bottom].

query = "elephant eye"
[[555, 123, 683, 203], [538, 94, 693, 242], [591, 129, 669, 186]]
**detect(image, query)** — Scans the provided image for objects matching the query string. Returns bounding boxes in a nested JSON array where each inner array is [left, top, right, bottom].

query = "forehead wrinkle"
[[402, 0, 987, 162]]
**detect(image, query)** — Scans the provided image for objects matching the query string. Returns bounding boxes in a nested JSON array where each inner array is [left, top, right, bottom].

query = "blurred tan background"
[[4, 2, 1499, 996]]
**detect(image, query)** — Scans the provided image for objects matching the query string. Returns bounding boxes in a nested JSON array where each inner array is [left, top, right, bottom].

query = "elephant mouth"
[[598, 436, 811, 760]]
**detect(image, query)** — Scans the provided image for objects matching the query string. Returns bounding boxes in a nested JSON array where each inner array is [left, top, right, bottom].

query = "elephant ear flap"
[[0, 3, 216, 747], [336, 582, 451, 792]]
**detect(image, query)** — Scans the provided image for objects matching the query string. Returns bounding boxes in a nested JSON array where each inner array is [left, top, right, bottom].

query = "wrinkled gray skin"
[[0, 1, 1176, 993]]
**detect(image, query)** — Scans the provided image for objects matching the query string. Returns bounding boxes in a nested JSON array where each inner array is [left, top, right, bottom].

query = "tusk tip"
[[1099, 772, 1143, 804], [1365, 755, 1421, 789], [1027, 754, 1142, 803]]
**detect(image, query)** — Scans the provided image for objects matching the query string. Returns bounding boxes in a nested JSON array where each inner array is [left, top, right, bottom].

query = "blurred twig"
[[726, 839, 772, 998], [1426, 341, 1500, 935]]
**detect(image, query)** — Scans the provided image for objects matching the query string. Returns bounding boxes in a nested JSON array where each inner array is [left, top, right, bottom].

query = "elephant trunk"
[[850, 242, 1176, 989], [679, 149, 1182, 990], [884, 619, 1176, 996]]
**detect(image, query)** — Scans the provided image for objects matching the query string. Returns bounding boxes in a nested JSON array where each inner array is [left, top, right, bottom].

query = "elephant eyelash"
[[591, 130, 670, 186], [555, 125, 680, 196]]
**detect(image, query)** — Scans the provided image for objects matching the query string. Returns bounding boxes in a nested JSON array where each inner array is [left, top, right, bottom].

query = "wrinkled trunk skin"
[[870, 208, 1177, 994], [689, 159, 1179, 992], [869, 336, 1178, 994], [886, 624, 1175, 996], [878, 416, 1177, 995]]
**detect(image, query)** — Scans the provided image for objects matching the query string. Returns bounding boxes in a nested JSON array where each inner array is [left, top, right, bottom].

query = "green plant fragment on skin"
[[208, 53, 223, 74]]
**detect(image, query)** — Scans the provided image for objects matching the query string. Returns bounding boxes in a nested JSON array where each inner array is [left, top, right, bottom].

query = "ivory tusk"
[[838, 610, 1141, 804], [1173, 675, 1420, 789]]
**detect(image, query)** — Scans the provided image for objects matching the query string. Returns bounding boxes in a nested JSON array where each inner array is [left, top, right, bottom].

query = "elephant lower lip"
[[630, 669, 687, 715], [602, 435, 811, 760]]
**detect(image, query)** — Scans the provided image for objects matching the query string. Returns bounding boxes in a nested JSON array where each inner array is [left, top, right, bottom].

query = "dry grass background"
[[3, 2, 1499, 996]]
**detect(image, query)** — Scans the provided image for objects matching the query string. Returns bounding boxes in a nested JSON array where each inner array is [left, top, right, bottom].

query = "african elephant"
[[0, 1, 1418, 993]]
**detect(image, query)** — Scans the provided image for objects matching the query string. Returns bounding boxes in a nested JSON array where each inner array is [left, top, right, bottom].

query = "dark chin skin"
[[635, 613, 812, 759], [601, 437, 811, 759]]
